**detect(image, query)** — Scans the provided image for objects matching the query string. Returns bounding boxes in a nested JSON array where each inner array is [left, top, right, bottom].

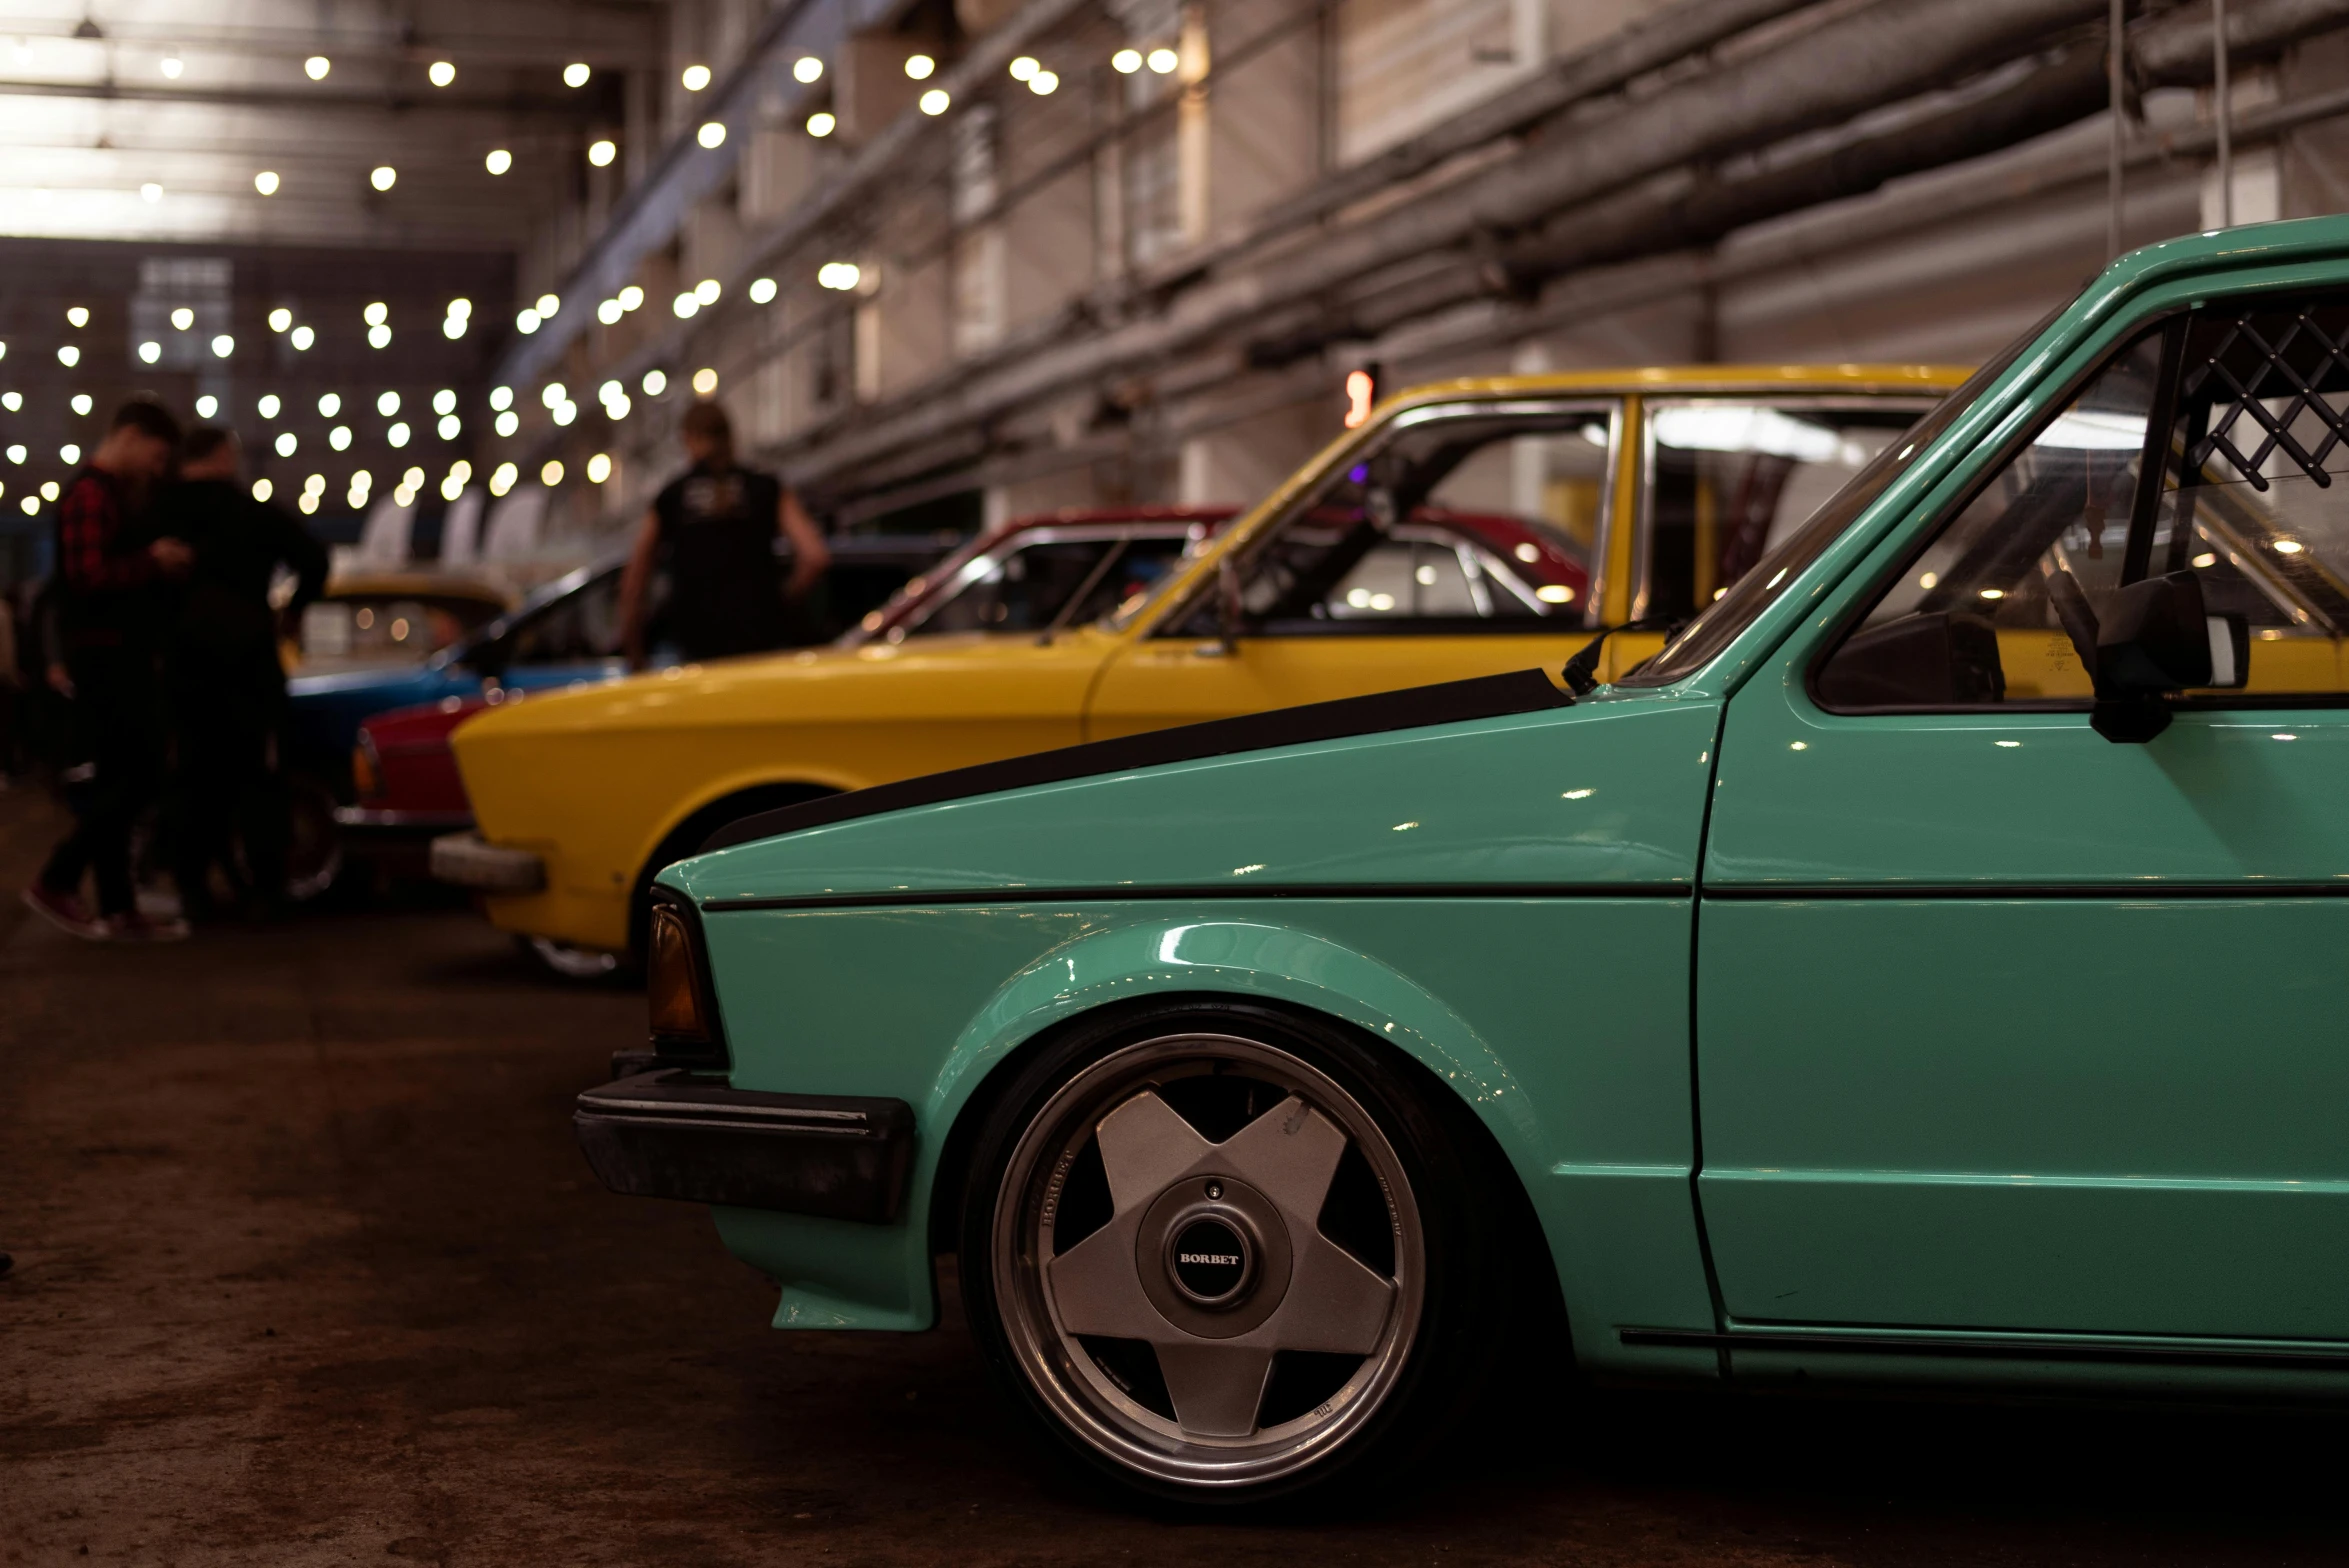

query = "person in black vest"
[[23, 398, 190, 942], [155, 427, 328, 921], [618, 400, 830, 668]]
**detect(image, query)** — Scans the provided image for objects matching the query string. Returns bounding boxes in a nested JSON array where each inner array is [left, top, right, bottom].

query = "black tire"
[[957, 998, 1519, 1511]]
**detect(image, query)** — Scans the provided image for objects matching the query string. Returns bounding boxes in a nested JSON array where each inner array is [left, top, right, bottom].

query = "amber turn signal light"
[[646, 903, 710, 1042]]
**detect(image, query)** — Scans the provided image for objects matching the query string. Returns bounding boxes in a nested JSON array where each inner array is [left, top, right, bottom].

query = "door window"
[[1818, 295, 2349, 709], [903, 535, 1198, 637], [1166, 404, 1609, 637], [1640, 400, 1936, 626], [508, 569, 628, 665]]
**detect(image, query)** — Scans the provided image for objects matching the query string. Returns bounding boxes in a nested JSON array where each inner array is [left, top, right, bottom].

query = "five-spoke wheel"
[[962, 1004, 1513, 1506]]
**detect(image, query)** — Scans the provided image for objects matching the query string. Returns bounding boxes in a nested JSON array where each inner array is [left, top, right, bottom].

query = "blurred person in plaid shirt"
[[22, 398, 192, 942]]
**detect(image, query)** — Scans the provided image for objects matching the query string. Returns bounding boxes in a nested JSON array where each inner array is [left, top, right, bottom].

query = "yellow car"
[[440, 365, 1967, 971]]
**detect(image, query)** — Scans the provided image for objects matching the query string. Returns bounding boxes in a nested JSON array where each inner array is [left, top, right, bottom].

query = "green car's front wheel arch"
[[956, 998, 1547, 1508]]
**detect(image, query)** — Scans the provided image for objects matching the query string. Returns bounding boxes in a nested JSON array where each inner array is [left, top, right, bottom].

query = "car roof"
[[1373, 363, 1970, 412]]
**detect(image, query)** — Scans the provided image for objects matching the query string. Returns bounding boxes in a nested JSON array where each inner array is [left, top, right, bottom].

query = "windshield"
[[1617, 314, 2056, 688], [296, 590, 501, 672]]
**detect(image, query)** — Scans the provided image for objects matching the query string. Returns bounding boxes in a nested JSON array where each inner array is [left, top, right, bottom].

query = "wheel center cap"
[[1133, 1176, 1291, 1338], [1167, 1215, 1252, 1306]]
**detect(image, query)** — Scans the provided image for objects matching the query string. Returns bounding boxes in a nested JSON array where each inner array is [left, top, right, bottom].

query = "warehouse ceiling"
[[0, 0, 656, 249], [0, 0, 668, 538]]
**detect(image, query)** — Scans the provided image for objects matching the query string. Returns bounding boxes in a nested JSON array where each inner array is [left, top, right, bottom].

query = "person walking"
[[156, 427, 327, 921], [618, 401, 830, 669], [22, 398, 191, 942]]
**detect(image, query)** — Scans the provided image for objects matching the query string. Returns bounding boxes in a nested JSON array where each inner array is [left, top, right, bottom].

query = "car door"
[[1084, 400, 1621, 738], [1697, 288, 2349, 1344]]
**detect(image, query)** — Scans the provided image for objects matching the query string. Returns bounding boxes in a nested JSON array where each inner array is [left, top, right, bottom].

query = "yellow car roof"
[[1377, 363, 1971, 406]]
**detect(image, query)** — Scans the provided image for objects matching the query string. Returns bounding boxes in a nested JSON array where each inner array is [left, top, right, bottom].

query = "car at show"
[[439, 364, 1959, 970], [356, 508, 1243, 968], [283, 534, 947, 898], [287, 571, 515, 674], [575, 217, 2349, 1506]]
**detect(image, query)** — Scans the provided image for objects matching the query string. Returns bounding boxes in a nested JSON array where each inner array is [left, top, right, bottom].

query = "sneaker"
[[22, 884, 105, 940], [102, 910, 191, 943]]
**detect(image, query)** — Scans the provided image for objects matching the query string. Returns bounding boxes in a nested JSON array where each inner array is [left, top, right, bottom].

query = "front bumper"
[[430, 831, 545, 892], [336, 806, 474, 837], [574, 1070, 916, 1224]]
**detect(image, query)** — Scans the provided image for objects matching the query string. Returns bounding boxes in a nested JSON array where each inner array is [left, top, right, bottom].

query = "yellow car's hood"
[[459, 627, 1115, 743]]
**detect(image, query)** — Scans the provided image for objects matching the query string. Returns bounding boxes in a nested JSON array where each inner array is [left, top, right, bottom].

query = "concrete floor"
[[5, 786, 2349, 1566]]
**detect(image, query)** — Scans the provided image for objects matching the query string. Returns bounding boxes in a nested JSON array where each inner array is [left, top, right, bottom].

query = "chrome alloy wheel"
[[991, 1033, 1425, 1491]]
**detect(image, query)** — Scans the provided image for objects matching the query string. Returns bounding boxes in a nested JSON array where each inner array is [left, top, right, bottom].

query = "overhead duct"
[[778, 0, 2127, 485], [1251, 0, 2349, 365]]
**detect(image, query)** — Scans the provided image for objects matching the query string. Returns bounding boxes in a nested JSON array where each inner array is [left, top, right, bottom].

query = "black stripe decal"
[[1704, 881, 2349, 900], [698, 667, 1574, 853], [702, 881, 1692, 913], [1621, 1326, 2349, 1371]]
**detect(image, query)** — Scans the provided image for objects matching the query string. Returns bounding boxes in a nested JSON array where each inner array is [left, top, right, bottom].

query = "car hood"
[[452, 627, 1112, 742], [663, 685, 1721, 905]]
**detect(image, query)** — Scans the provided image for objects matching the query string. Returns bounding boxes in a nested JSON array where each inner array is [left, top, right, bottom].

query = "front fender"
[[707, 896, 1718, 1376], [936, 914, 1538, 1154]]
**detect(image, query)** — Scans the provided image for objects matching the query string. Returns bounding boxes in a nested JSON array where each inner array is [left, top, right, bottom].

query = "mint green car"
[[576, 217, 2349, 1507]]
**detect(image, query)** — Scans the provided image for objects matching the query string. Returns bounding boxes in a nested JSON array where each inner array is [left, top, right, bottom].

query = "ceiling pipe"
[[772, 0, 2124, 485], [786, 0, 2349, 491]]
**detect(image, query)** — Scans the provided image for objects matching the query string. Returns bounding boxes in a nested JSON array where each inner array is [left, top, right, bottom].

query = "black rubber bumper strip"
[[575, 1070, 916, 1224], [700, 666, 1572, 853]]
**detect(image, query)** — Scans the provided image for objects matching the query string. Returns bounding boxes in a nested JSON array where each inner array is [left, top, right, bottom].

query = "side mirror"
[[2086, 571, 2247, 743]]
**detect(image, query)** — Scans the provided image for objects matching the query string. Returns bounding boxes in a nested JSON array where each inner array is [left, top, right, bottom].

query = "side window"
[[1642, 400, 1934, 625], [1172, 405, 1610, 637], [909, 539, 1119, 636], [1817, 295, 2349, 709], [1066, 535, 1195, 627], [509, 570, 627, 665]]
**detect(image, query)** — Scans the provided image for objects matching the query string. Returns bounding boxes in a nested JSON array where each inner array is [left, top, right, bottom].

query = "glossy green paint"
[[1699, 899, 2349, 1339], [678, 691, 1719, 904], [662, 217, 2349, 1401], [1692, 217, 2349, 1349], [697, 898, 1715, 1372], [672, 692, 1721, 1372]]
